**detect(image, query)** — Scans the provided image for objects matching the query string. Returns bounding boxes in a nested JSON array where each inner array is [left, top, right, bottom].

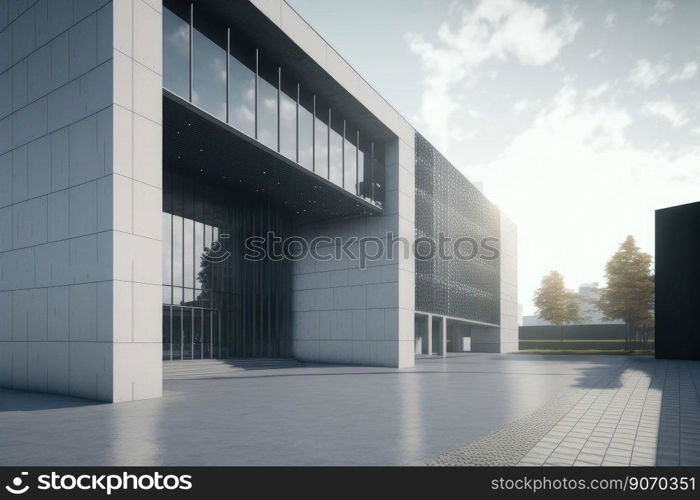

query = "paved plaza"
[[1, 354, 698, 466]]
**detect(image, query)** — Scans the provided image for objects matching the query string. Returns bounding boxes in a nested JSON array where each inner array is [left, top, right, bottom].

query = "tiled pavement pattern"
[[429, 358, 700, 466], [519, 359, 700, 466]]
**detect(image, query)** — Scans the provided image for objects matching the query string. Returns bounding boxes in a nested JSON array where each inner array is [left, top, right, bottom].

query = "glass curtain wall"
[[163, 167, 293, 360], [163, 0, 385, 206]]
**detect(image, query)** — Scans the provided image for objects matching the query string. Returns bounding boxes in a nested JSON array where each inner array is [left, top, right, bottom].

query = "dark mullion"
[[254, 48, 259, 140], [225, 27, 230, 124], [188, 3, 194, 102], [277, 66, 281, 152], [342, 119, 345, 189], [312, 94, 316, 173], [327, 107, 331, 179], [296, 82, 299, 164], [371, 142, 375, 202], [356, 130, 360, 196]]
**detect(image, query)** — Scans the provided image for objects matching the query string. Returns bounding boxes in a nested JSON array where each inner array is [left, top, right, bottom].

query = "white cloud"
[[408, 0, 581, 152], [668, 61, 699, 82], [514, 98, 531, 113], [629, 59, 669, 88], [463, 85, 700, 314], [605, 12, 616, 29], [649, 0, 674, 26], [642, 99, 689, 127]]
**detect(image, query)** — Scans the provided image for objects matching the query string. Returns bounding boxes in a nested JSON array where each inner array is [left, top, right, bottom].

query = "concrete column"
[[427, 315, 433, 355], [0, 0, 163, 402], [439, 317, 447, 357]]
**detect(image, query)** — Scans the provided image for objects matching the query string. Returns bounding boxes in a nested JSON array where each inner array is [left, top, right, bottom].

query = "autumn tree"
[[534, 270, 583, 350], [598, 235, 654, 352]]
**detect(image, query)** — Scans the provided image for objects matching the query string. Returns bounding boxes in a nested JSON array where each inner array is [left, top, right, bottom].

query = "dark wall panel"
[[162, 166, 293, 359], [655, 201, 700, 360], [415, 133, 500, 325]]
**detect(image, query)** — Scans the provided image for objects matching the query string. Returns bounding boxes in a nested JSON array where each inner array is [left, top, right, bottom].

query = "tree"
[[534, 271, 583, 350], [598, 235, 654, 352]]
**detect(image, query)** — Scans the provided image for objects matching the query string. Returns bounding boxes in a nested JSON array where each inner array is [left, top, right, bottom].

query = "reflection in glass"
[[344, 127, 357, 194], [194, 220, 204, 290], [314, 102, 329, 178], [228, 37, 255, 137], [203, 311, 212, 358], [162, 213, 172, 285], [298, 90, 314, 170], [163, 2, 190, 98], [257, 56, 278, 151], [193, 14, 226, 120], [193, 308, 202, 359], [359, 139, 371, 200], [329, 111, 343, 186], [372, 142, 385, 204], [279, 74, 297, 161], [182, 308, 193, 359], [162, 306, 171, 360], [172, 215, 183, 287], [183, 218, 194, 288], [171, 307, 183, 359]]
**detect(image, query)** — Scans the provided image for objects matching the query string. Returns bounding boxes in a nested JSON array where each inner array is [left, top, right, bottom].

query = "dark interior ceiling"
[[163, 91, 382, 223], [191, 0, 396, 143]]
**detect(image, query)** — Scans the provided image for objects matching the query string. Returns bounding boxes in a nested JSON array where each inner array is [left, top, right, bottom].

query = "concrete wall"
[[0, 0, 163, 402], [498, 212, 518, 352], [291, 139, 415, 368], [249, 0, 416, 367]]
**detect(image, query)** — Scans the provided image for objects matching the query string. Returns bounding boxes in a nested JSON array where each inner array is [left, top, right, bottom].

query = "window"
[[358, 138, 371, 200], [329, 110, 343, 186], [298, 89, 314, 170], [279, 70, 297, 161], [228, 34, 255, 137], [192, 12, 226, 120], [257, 54, 278, 151], [314, 99, 329, 178], [163, 2, 190, 98], [344, 125, 358, 194]]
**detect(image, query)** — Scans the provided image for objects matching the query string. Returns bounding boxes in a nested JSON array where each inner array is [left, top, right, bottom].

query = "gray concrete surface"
[[1, 354, 696, 466]]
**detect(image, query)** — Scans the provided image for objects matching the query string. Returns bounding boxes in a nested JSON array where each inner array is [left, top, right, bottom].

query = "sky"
[[288, 0, 700, 315]]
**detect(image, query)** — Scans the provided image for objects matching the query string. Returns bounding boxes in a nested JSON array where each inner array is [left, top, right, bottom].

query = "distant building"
[[524, 283, 623, 326]]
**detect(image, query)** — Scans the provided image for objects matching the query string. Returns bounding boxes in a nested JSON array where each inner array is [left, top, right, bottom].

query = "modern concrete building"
[[0, 0, 517, 402]]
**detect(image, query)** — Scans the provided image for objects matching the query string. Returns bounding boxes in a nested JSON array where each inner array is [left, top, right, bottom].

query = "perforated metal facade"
[[415, 133, 501, 324]]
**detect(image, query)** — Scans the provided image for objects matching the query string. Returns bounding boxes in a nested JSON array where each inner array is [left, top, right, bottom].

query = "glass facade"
[[163, 0, 385, 207], [163, 167, 293, 360]]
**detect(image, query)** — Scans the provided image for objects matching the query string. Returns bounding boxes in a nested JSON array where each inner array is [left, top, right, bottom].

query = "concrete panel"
[[132, 282, 161, 343], [12, 196, 48, 248], [11, 145, 28, 203], [0, 205, 11, 251], [69, 283, 98, 341], [69, 181, 98, 237], [27, 135, 51, 197], [132, 114, 162, 187], [0, 70, 10, 119], [47, 190, 69, 241], [11, 59, 28, 111], [35, 0, 74, 47], [68, 341, 112, 401], [133, 62, 162, 123], [132, 0, 161, 74], [50, 128, 70, 191], [113, 342, 162, 402], [47, 286, 70, 341], [12, 97, 47, 148], [69, 14, 99, 79]]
